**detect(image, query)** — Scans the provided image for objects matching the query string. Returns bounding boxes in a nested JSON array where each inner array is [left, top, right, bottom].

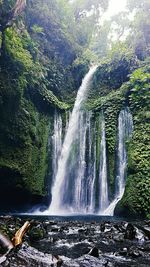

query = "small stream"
[[0, 215, 149, 267]]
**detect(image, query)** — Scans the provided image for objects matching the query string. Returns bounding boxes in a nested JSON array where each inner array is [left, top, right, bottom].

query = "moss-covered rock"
[[88, 85, 127, 197], [116, 65, 150, 218], [0, 24, 70, 211], [88, 63, 150, 217]]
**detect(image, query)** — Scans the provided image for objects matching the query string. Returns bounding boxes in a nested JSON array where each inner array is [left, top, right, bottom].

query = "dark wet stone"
[[29, 224, 46, 241], [4, 242, 59, 267], [142, 242, 150, 251], [106, 262, 115, 267], [78, 228, 86, 234], [51, 227, 59, 232], [128, 246, 144, 258], [88, 247, 99, 258], [1, 217, 150, 267], [75, 254, 107, 267], [119, 247, 128, 256], [113, 233, 124, 242], [138, 225, 150, 239], [124, 223, 136, 240], [100, 223, 105, 232]]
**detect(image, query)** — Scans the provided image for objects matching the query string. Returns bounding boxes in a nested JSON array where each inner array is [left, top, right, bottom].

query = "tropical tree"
[[0, 0, 26, 53], [127, 0, 150, 59]]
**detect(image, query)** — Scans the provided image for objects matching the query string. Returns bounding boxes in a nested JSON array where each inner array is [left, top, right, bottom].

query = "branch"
[[12, 221, 30, 246], [12, 0, 26, 19], [0, 0, 26, 30]]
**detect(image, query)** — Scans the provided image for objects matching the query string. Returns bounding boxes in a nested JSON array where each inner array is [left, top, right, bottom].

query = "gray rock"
[[88, 247, 99, 258], [119, 247, 128, 256], [124, 223, 136, 240], [128, 246, 144, 258], [75, 255, 107, 267], [113, 233, 124, 242]]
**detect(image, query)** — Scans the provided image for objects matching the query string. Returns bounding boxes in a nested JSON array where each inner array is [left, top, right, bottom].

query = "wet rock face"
[[0, 217, 150, 266]]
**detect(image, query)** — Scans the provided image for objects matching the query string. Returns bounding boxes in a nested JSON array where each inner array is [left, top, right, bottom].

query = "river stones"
[[124, 223, 136, 240], [0, 216, 150, 266], [29, 224, 46, 241], [88, 247, 99, 257]]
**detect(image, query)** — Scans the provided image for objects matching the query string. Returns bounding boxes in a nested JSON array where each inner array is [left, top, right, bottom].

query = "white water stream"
[[48, 66, 97, 214], [102, 108, 133, 216], [31, 69, 133, 217]]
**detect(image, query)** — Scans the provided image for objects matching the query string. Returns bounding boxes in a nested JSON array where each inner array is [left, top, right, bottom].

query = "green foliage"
[[6, 28, 34, 71], [90, 46, 139, 97], [117, 65, 150, 217], [88, 62, 150, 216], [0, 95, 50, 195], [4, 26, 70, 110], [90, 21, 111, 58], [0, 0, 15, 12], [119, 175, 150, 217], [26, 0, 78, 65], [31, 24, 44, 34], [0, 0, 149, 217], [0, 1, 74, 199], [88, 85, 128, 196], [126, 0, 150, 60], [128, 65, 150, 111]]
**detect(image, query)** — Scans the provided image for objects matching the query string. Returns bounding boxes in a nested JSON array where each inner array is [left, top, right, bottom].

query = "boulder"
[[88, 247, 99, 258], [29, 224, 46, 241], [128, 246, 144, 258], [124, 223, 136, 240], [75, 255, 107, 267]]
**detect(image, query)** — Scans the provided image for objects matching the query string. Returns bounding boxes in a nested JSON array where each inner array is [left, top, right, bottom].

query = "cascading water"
[[102, 107, 133, 216], [98, 116, 109, 213], [52, 111, 62, 183], [73, 112, 88, 212], [33, 105, 133, 216], [87, 114, 96, 213], [29, 69, 134, 217], [48, 66, 97, 214], [116, 108, 133, 197], [49, 110, 110, 215]]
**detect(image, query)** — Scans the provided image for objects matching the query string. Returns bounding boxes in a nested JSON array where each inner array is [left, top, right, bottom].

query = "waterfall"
[[99, 117, 109, 212], [48, 66, 97, 214], [116, 108, 133, 197], [87, 114, 96, 213], [52, 111, 62, 183], [32, 105, 133, 216], [73, 112, 88, 211], [102, 107, 133, 216]]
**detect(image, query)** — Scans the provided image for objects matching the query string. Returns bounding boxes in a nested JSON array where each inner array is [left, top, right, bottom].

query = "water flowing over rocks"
[[44, 105, 133, 217], [49, 66, 98, 214], [0, 216, 150, 266]]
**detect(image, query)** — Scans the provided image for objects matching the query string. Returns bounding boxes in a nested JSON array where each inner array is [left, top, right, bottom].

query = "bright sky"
[[101, 0, 127, 24]]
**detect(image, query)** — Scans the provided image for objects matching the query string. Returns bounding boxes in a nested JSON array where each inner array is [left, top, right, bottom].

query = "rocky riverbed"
[[0, 216, 150, 266]]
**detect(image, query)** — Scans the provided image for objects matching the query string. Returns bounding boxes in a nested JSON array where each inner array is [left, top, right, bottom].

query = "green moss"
[[88, 85, 127, 196], [0, 97, 50, 195], [6, 27, 34, 71], [0, 21, 71, 201], [117, 65, 150, 217]]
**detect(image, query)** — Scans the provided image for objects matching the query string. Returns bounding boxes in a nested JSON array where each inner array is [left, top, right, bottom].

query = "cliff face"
[[90, 60, 150, 218], [0, 1, 149, 217], [0, 1, 76, 210], [116, 64, 150, 218]]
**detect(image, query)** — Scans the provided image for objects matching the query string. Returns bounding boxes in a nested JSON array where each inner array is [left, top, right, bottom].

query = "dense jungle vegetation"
[[0, 0, 149, 217]]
